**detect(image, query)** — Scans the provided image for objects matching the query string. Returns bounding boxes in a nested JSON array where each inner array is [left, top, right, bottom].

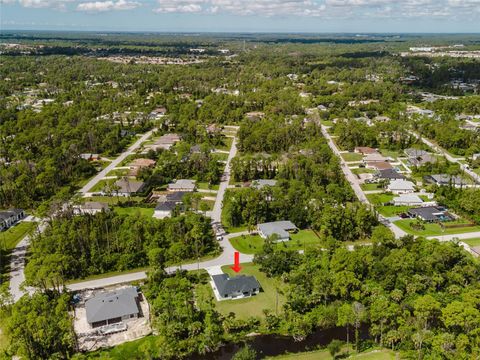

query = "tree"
[[337, 303, 354, 347], [232, 345, 257, 360], [327, 339, 343, 359]]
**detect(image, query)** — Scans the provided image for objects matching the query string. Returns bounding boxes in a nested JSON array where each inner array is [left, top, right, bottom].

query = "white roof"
[[393, 194, 423, 204], [388, 179, 415, 191]]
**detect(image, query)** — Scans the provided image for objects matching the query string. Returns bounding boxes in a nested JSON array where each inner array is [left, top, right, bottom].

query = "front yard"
[[229, 230, 322, 254], [0, 221, 36, 251], [341, 152, 363, 162], [196, 263, 287, 320]]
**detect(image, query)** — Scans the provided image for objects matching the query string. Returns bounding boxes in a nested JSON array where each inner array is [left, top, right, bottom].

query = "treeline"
[[435, 186, 480, 224], [24, 212, 218, 288], [255, 231, 480, 358]]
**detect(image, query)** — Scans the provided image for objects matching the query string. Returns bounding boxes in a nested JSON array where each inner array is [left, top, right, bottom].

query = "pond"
[[190, 325, 369, 359]]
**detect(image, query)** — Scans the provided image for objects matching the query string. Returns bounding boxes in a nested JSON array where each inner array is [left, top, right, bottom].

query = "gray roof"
[[426, 174, 467, 186], [0, 209, 24, 221], [258, 220, 297, 239], [377, 169, 406, 180], [212, 274, 260, 297], [408, 206, 447, 222], [114, 179, 145, 194], [251, 179, 277, 189], [85, 287, 139, 324], [155, 201, 177, 212], [168, 179, 196, 191], [405, 148, 429, 158]]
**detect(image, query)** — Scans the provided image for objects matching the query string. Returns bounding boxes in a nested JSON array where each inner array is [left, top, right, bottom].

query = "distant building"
[[364, 153, 388, 163], [354, 147, 377, 155], [211, 274, 260, 300], [245, 111, 265, 121], [408, 206, 454, 222], [148, 134, 181, 151], [387, 179, 416, 194], [366, 161, 393, 171], [0, 209, 26, 231], [113, 179, 145, 197], [424, 174, 467, 187], [393, 194, 424, 207], [153, 191, 187, 219], [376, 169, 406, 181], [85, 287, 140, 329], [251, 179, 277, 190], [74, 202, 109, 215], [404, 148, 436, 167], [80, 153, 100, 161], [168, 179, 196, 192], [257, 221, 298, 242]]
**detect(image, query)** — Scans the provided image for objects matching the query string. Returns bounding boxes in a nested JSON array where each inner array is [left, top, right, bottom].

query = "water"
[[190, 325, 369, 359]]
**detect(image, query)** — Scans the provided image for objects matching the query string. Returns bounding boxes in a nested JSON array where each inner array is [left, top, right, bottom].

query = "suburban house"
[[129, 158, 156, 176], [80, 153, 100, 161], [387, 179, 416, 194], [424, 174, 468, 187], [74, 202, 109, 215], [408, 206, 454, 222], [364, 153, 389, 163], [251, 179, 277, 190], [366, 161, 393, 171], [404, 148, 436, 167], [0, 209, 26, 231], [245, 111, 265, 121], [354, 147, 377, 155], [257, 220, 298, 242], [168, 179, 196, 192], [153, 191, 187, 219], [376, 169, 406, 181], [392, 194, 424, 207], [85, 287, 141, 329], [112, 179, 145, 197], [211, 274, 260, 300], [148, 133, 181, 151]]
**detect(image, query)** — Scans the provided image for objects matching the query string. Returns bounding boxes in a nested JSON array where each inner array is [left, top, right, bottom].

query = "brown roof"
[[354, 147, 377, 155], [130, 158, 156, 168], [367, 161, 393, 170]]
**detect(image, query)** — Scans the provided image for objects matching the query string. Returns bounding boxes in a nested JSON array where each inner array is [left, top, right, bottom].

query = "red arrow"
[[231, 251, 242, 273]]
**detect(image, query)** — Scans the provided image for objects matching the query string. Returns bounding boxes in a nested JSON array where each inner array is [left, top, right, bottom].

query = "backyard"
[[0, 221, 36, 251], [113, 207, 154, 217], [394, 219, 480, 237], [341, 152, 363, 162], [196, 263, 287, 320], [229, 230, 322, 254]]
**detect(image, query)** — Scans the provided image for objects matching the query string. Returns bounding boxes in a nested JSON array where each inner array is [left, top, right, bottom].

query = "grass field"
[[341, 152, 363, 162], [394, 219, 480, 237], [106, 168, 129, 177], [351, 168, 375, 174], [376, 205, 409, 218], [361, 183, 382, 191], [0, 221, 36, 251], [367, 193, 394, 205], [82, 196, 144, 205], [197, 182, 220, 191], [114, 207, 154, 217], [463, 238, 480, 247], [196, 263, 287, 320], [269, 348, 397, 360], [229, 230, 322, 254]]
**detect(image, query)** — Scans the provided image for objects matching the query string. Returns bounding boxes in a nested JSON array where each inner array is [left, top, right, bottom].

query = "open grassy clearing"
[[463, 238, 480, 247], [361, 183, 383, 191], [0, 221, 36, 251], [216, 136, 233, 151], [269, 348, 397, 360], [351, 168, 375, 175], [394, 219, 480, 236], [197, 181, 220, 191], [196, 263, 287, 320], [113, 207, 154, 217], [376, 205, 409, 218], [81, 195, 145, 205], [341, 152, 363, 162], [366, 193, 394, 205], [229, 230, 322, 254]]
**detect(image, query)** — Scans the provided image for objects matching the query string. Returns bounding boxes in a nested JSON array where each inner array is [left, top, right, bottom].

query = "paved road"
[[211, 135, 238, 223], [321, 125, 407, 239], [79, 129, 156, 194], [67, 231, 252, 291], [9, 222, 47, 302], [427, 231, 480, 242], [410, 131, 480, 184]]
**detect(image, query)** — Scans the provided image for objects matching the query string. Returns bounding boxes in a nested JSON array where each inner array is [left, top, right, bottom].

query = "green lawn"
[[197, 182, 220, 191], [212, 152, 229, 162], [216, 136, 233, 151], [351, 168, 375, 174], [198, 199, 215, 211], [106, 168, 129, 177], [366, 193, 394, 205], [341, 152, 363, 162], [229, 230, 322, 255], [320, 120, 334, 127], [379, 149, 401, 160], [0, 221, 36, 251], [376, 205, 409, 218], [394, 219, 480, 237], [196, 263, 287, 320], [361, 183, 382, 191], [269, 348, 396, 360], [82, 196, 144, 205], [89, 179, 110, 193], [114, 207, 154, 217], [83, 335, 157, 359], [463, 238, 480, 247]]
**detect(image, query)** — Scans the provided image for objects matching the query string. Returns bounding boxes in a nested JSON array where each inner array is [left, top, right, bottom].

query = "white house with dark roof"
[[0, 209, 26, 231], [251, 179, 277, 190], [167, 179, 196, 192], [74, 202, 109, 215], [387, 179, 416, 194], [211, 274, 260, 300]]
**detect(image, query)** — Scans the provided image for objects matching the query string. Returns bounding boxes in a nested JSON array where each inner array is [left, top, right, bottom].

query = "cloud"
[[154, 0, 204, 13], [77, 0, 140, 12]]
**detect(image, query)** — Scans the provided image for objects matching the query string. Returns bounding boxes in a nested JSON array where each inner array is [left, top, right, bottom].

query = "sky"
[[1, 0, 480, 33]]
